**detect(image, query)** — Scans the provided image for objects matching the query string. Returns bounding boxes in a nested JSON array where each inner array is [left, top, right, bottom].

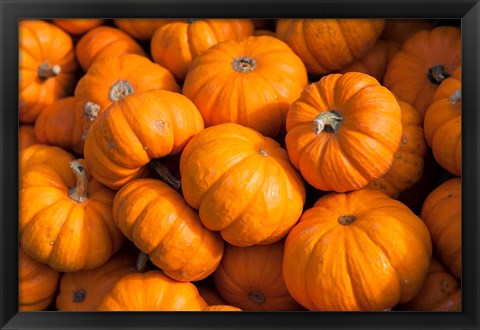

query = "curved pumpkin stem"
[[38, 63, 61, 79], [84, 102, 101, 122], [149, 158, 181, 191], [312, 110, 343, 135], [136, 252, 150, 273], [68, 160, 89, 203], [428, 65, 450, 85], [109, 80, 135, 102], [449, 89, 461, 105]]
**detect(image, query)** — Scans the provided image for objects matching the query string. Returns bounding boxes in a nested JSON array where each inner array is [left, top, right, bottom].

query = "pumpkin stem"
[[449, 89, 461, 105], [136, 252, 149, 273], [68, 160, 89, 203], [428, 65, 450, 85], [338, 215, 356, 225], [38, 63, 61, 79], [149, 158, 181, 191], [187, 18, 200, 24], [72, 289, 85, 303], [232, 56, 256, 73], [84, 102, 101, 122], [312, 110, 343, 135], [109, 80, 135, 102], [248, 290, 265, 304], [258, 149, 269, 157]]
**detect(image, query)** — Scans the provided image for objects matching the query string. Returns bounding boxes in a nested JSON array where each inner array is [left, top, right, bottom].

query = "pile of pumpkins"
[[19, 18, 461, 312]]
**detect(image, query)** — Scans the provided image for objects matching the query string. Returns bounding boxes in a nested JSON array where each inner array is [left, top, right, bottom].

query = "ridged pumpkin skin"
[[56, 250, 137, 311], [19, 159, 124, 272], [183, 35, 308, 138], [52, 19, 105, 35], [424, 67, 461, 176], [19, 125, 39, 151], [276, 19, 385, 74], [197, 285, 228, 306], [114, 19, 183, 40], [180, 123, 306, 247], [421, 178, 461, 279], [214, 242, 303, 311], [19, 144, 74, 174], [151, 19, 254, 80], [75, 26, 146, 72], [398, 258, 461, 311], [381, 19, 434, 44], [97, 270, 208, 311], [366, 100, 427, 198], [19, 247, 60, 311], [19, 20, 77, 123], [204, 305, 242, 311], [34, 97, 84, 155], [283, 189, 432, 311], [285, 72, 402, 192], [383, 26, 461, 119], [113, 178, 224, 282], [84, 89, 204, 190]]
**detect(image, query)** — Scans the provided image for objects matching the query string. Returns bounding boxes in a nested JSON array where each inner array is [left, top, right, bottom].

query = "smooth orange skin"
[[398, 258, 461, 311], [204, 305, 242, 311], [276, 19, 385, 74], [19, 144, 75, 175], [424, 67, 461, 176], [421, 178, 461, 279], [183, 35, 308, 138], [34, 97, 84, 155], [180, 123, 306, 247], [19, 20, 78, 123], [84, 89, 204, 190], [56, 250, 137, 311], [52, 19, 105, 35], [19, 247, 60, 311], [366, 100, 427, 198], [113, 178, 224, 282], [114, 19, 184, 40], [253, 29, 276, 37], [151, 19, 254, 80], [75, 26, 146, 72], [285, 72, 402, 192], [197, 285, 228, 306], [283, 189, 432, 311], [383, 26, 461, 119], [19, 126, 39, 151], [381, 19, 434, 44], [214, 241, 303, 311], [97, 270, 208, 311], [19, 159, 124, 272]]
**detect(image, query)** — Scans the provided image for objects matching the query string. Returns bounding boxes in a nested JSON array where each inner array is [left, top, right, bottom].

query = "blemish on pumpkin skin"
[[154, 121, 169, 133], [108, 140, 116, 149]]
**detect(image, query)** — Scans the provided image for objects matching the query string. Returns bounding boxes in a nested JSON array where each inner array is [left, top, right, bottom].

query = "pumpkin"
[[214, 241, 303, 311], [276, 19, 385, 74], [151, 19, 254, 80], [381, 19, 434, 44], [113, 178, 224, 282], [19, 125, 39, 151], [97, 270, 208, 311], [383, 26, 461, 119], [204, 305, 242, 311], [253, 29, 276, 37], [56, 250, 137, 311], [398, 258, 461, 311], [424, 66, 461, 176], [114, 19, 183, 40], [421, 177, 461, 279], [283, 189, 432, 311], [366, 100, 427, 198], [19, 20, 77, 123], [183, 35, 308, 137], [34, 97, 84, 155], [84, 89, 204, 190], [285, 72, 402, 192], [197, 284, 228, 306], [19, 247, 60, 311], [52, 19, 105, 35], [19, 144, 74, 174], [19, 159, 124, 272], [180, 123, 306, 247], [75, 26, 146, 72]]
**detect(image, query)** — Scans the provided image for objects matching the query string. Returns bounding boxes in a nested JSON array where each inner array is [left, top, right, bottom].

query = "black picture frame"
[[1, 0, 479, 329]]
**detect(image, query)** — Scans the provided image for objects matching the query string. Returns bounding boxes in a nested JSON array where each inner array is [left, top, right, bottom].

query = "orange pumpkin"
[[97, 270, 207, 311], [75, 26, 146, 72], [197, 284, 228, 306], [398, 258, 461, 311], [366, 100, 427, 198], [113, 178, 224, 282], [383, 26, 461, 119], [19, 247, 60, 311], [283, 189, 432, 311], [19, 20, 77, 123], [285, 72, 402, 192], [151, 19, 254, 80], [52, 19, 105, 35], [114, 19, 183, 40], [276, 19, 385, 74], [421, 178, 461, 279], [424, 67, 461, 176], [180, 123, 306, 247], [19, 144, 74, 174], [204, 305, 242, 311], [19, 159, 124, 272], [19, 125, 39, 151], [84, 89, 204, 190], [183, 35, 308, 137], [56, 250, 137, 311], [214, 242, 303, 311], [253, 29, 276, 37], [381, 19, 434, 44]]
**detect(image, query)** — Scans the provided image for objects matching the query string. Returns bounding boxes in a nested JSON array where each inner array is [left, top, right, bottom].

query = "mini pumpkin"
[[114, 19, 183, 40], [204, 305, 242, 311], [197, 284, 228, 306], [283, 189, 432, 311], [52, 19, 105, 35], [19, 144, 74, 174], [19, 125, 39, 151], [381, 19, 434, 44], [285, 72, 402, 192]]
